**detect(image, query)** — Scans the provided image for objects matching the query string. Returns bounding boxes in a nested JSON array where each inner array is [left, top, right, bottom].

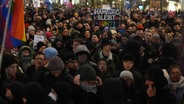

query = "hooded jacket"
[[18, 45, 34, 71]]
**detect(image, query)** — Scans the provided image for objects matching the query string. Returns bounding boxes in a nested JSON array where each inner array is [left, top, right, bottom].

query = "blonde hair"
[[144, 29, 152, 33]]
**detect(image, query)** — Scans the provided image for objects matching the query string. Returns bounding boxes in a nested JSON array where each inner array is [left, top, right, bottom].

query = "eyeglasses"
[[35, 58, 45, 61]]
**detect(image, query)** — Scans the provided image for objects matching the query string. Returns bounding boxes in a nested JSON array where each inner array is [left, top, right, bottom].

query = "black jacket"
[[73, 85, 102, 104], [147, 88, 176, 104]]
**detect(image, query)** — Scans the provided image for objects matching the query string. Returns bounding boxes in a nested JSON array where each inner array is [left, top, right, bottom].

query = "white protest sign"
[[33, 35, 44, 48]]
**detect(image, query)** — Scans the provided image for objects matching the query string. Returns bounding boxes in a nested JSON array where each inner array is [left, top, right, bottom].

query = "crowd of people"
[[0, 2, 184, 104]]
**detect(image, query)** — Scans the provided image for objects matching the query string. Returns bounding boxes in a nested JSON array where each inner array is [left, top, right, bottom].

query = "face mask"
[[21, 55, 31, 60], [22, 57, 31, 60], [46, 28, 50, 32], [80, 81, 97, 94]]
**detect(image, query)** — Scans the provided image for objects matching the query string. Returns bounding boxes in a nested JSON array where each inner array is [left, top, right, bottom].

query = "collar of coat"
[[99, 51, 113, 61]]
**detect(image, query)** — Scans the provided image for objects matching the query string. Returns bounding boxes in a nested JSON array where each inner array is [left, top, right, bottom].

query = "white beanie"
[[119, 70, 134, 81], [75, 45, 90, 55], [46, 19, 52, 25], [28, 25, 35, 32], [110, 30, 117, 34]]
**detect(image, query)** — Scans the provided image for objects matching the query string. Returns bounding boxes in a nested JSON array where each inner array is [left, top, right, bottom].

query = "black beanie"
[[64, 53, 77, 64], [121, 53, 135, 62], [36, 41, 46, 51], [144, 64, 168, 90], [1, 54, 18, 70], [101, 38, 111, 47], [80, 64, 97, 81]]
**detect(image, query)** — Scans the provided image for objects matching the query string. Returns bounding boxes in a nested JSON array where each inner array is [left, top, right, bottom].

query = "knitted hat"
[[43, 47, 58, 59], [152, 34, 160, 39], [64, 53, 77, 64], [101, 38, 111, 47], [110, 30, 117, 34], [119, 70, 134, 81], [45, 32, 52, 39], [168, 11, 175, 16], [46, 19, 52, 25], [119, 30, 126, 35], [1, 54, 18, 70], [27, 25, 35, 32], [80, 64, 97, 81], [121, 53, 135, 62], [144, 65, 168, 90], [47, 56, 65, 71], [136, 24, 144, 30], [75, 45, 90, 55], [36, 41, 46, 51]]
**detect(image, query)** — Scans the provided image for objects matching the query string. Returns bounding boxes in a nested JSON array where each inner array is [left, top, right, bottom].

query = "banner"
[[1, 0, 26, 49]]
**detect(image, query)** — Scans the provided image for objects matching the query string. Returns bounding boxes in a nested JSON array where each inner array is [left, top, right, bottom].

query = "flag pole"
[[0, 0, 13, 70]]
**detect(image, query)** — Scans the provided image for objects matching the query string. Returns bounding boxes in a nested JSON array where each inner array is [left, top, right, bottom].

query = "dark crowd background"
[[0, 2, 184, 104]]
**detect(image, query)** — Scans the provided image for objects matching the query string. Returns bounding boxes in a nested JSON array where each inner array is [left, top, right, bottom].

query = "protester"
[[75, 44, 97, 70], [0, 53, 27, 104], [0, 53, 27, 83], [96, 58, 110, 81], [91, 38, 121, 75], [119, 70, 144, 104], [43, 56, 73, 94], [4, 81, 24, 104], [26, 52, 48, 82], [73, 64, 102, 104], [36, 41, 47, 53], [18, 45, 34, 72], [168, 64, 184, 104], [144, 64, 176, 104]]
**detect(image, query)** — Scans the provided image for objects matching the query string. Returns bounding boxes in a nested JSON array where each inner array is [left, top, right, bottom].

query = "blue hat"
[[119, 30, 126, 35], [43, 47, 58, 59]]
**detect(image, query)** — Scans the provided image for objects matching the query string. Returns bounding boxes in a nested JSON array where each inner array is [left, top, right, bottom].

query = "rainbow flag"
[[0, 0, 26, 49]]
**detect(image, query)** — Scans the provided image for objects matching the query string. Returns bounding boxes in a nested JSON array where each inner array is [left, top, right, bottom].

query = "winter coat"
[[102, 78, 127, 104], [112, 68, 147, 104], [91, 50, 121, 75], [73, 85, 102, 104], [42, 69, 73, 94], [147, 87, 176, 104], [168, 76, 184, 104], [26, 66, 49, 82]]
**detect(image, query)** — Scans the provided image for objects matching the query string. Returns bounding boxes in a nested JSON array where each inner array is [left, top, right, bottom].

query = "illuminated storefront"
[[145, 0, 181, 11]]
